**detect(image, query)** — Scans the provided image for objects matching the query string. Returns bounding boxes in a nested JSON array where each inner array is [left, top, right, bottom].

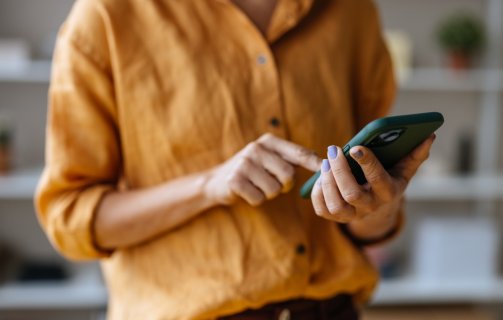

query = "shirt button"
[[296, 243, 306, 255], [269, 117, 281, 127], [278, 309, 291, 320], [257, 54, 267, 65]]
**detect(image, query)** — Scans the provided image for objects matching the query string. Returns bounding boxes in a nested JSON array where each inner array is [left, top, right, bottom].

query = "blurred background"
[[0, 0, 502, 319]]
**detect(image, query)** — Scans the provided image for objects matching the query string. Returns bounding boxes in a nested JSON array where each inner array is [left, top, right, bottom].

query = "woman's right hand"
[[204, 133, 322, 207]]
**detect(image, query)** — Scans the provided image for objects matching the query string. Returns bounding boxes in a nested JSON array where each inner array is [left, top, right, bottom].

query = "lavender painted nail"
[[322, 159, 331, 172], [328, 145, 338, 159]]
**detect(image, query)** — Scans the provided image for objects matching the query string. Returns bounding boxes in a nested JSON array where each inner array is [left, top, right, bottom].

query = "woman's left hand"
[[311, 134, 435, 239]]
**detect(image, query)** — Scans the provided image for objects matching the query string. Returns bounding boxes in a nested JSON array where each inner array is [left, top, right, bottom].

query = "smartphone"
[[300, 112, 444, 198]]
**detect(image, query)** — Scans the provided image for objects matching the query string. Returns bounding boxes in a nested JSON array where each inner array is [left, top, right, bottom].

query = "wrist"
[[200, 166, 224, 208], [346, 198, 402, 242]]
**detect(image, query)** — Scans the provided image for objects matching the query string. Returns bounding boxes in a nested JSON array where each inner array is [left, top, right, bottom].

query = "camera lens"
[[370, 128, 404, 147], [380, 131, 401, 142]]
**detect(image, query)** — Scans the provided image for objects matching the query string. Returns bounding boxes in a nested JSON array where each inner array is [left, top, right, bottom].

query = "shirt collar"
[[214, 0, 316, 43], [267, 0, 315, 43]]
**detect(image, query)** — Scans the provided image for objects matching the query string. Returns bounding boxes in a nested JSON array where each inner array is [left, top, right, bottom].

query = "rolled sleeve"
[[35, 20, 120, 260], [37, 179, 115, 260]]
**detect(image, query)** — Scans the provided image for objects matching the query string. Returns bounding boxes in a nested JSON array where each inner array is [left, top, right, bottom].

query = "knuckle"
[[336, 217, 351, 224], [313, 207, 325, 217], [310, 182, 321, 199], [262, 132, 274, 140], [258, 133, 274, 143], [320, 176, 332, 187], [237, 157, 252, 171], [275, 163, 295, 185], [311, 199, 324, 216], [310, 190, 325, 216], [245, 142, 260, 155], [342, 189, 365, 203], [326, 202, 347, 215], [245, 190, 265, 207], [273, 180, 283, 193], [295, 147, 316, 161], [280, 162, 295, 177], [249, 198, 263, 207], [227, 173, 242, 189], [367, 170, 388, 184], [331, 166, 346, 177], [266, 182, 282, 199], [334, 215, 353, 224], [360, 156, 382, 175]]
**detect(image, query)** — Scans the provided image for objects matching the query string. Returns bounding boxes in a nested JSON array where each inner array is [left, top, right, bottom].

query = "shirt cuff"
[[40, 184, 115, 260]]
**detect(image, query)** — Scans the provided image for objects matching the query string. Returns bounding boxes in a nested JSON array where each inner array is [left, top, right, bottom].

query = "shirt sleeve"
[[35, 24, 120, 260]]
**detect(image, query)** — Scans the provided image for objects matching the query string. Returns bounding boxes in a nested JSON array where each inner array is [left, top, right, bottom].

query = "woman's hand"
[[204, 133, 322, 207], [311, 134, 436, 240]]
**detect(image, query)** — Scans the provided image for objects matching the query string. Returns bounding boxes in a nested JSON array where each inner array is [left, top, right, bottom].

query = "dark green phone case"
[[300, 112, 444, 199]]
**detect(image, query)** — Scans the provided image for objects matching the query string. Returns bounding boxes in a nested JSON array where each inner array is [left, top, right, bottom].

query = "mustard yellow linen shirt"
[[36, 0, 396, 319]]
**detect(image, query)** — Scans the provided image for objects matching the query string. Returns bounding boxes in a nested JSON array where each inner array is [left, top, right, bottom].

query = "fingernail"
[[328, 145, 338, 159], [351, 149, 364, 160], [322, 159, 331, 172]]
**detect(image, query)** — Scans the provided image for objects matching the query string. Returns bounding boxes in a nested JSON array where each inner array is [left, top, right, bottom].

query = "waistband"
[[218, 294, 359, 320]]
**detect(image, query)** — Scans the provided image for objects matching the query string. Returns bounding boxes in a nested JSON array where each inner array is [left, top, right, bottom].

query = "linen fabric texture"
[[36, 0, 397, 319]]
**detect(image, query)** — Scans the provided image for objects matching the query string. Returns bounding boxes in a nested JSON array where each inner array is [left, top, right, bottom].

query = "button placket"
[[253, 50, 287, 138], [296, 243, 306, 255], [257, 54, 286, 137], [231, 6, 288, 139], [269, 117, 281, 128], [257, 54, 268, 65]]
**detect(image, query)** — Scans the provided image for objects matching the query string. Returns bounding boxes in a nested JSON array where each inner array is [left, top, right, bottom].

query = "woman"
[[36, 0, 434, 319]]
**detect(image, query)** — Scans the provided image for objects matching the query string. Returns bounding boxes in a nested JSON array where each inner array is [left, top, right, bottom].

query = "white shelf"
[[405, 175, 503, 201], [399, 68, 503, 92], [0, 282, 107, 310], [1, 169, 502, 202], [0, 265, 107, 310], [0, 167, 42, 200], [372, 277, 503, 305], [0, 60, 51, 83]]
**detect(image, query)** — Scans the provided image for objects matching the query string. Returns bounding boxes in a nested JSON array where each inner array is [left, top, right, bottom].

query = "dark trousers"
[[219, 294, 359, 320]]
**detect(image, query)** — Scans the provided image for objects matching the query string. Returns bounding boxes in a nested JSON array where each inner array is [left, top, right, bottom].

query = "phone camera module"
[[380, 129, 402, 142], [369, 128, 405, 147]]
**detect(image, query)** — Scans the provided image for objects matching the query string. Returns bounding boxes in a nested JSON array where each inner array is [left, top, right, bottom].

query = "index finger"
[[257, 133, 322, 172]]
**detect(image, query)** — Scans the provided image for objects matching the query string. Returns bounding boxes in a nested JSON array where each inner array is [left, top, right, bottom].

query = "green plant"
[[0, 118, 11, 147], [436, 12, 485, 55], [0, 130, 9, 147]]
